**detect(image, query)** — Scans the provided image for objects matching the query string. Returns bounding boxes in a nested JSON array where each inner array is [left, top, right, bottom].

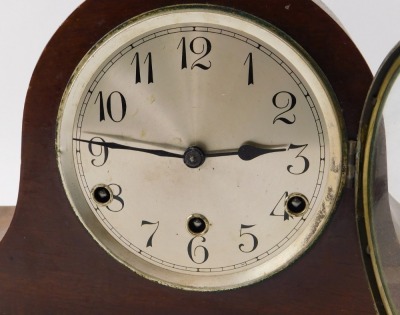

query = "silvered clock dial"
[[57, 5, 344, 290]]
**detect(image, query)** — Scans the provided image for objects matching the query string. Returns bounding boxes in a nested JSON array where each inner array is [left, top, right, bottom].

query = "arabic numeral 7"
[[141, 220, 160, 247]]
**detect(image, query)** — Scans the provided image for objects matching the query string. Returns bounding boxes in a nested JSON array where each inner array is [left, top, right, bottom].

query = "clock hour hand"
[[237, 144, 288, 160], [73, 138, 184, 159], [206, 143, 287, 161]]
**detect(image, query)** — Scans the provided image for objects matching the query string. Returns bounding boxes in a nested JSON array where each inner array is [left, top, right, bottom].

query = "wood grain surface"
[[0, 0, 378, 313]]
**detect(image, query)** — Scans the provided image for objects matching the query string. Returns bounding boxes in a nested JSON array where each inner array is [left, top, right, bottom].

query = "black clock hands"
[[73, 138, 287, 167]]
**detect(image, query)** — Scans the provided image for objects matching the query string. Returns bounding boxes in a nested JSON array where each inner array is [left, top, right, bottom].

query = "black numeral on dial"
[[187, 236, 209, 264], [239, 224, 258, 253], [96, 91, 127, 122], [270, 191, 291, 221], [244, 52, 254, 85], [287, 144, 310, 175], [178, 37, 212, 70], [141, 220, 160, 248], [131, 52, 154, 84], [88, 137, 109, 167], [272, 91, 296, 124], [106, 183, 124, 212]]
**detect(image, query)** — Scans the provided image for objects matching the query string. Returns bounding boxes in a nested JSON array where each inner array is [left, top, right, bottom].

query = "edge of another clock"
[[0, 206, 14, 241]]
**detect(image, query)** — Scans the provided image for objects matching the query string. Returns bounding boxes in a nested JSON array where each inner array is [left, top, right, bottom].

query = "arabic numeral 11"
[[131, 52, 154, 84]]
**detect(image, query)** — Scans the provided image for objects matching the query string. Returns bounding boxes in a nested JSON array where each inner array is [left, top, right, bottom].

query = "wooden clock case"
[[0, 0, 379, 313]]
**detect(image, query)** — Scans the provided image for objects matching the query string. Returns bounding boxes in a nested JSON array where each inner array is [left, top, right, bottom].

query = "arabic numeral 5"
[[239, 224, 258, 253]]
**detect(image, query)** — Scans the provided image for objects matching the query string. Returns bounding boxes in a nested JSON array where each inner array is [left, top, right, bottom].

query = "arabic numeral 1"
[[244, 53, 254, 85]]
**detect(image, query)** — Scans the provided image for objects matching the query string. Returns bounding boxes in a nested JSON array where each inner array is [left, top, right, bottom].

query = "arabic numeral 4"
[[141, 220, 160, 248]]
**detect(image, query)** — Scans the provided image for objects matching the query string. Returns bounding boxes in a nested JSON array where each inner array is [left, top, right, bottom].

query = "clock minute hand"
[[73, 138, 184, 159]]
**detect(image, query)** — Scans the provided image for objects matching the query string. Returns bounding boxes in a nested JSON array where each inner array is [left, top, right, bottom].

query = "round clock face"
[[57, 5, 344, 290]]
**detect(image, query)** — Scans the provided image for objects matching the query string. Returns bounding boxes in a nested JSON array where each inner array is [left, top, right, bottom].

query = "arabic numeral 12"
[[177, 37, 212, 70]]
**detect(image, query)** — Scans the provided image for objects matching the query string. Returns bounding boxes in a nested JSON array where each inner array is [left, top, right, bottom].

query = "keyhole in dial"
[[92, 185, 113, 205], [285, 193, 309, 216], [187, 214, 209, 235]]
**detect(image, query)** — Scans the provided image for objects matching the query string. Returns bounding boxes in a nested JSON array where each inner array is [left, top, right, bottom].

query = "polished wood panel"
[[0, 1, 376, 313]]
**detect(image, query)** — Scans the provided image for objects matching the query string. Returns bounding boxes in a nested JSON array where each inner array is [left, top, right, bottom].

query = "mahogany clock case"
[[0, 0, 377, 313]]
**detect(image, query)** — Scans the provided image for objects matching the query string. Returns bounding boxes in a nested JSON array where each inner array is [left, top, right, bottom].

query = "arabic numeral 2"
[[272, 91, 296, 124]]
